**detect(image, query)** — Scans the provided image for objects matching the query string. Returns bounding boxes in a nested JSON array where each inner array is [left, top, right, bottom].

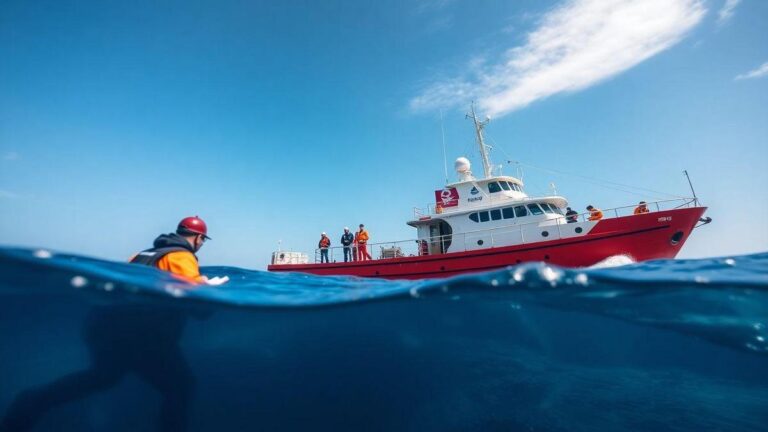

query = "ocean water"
[[0, 247, 766, 432]]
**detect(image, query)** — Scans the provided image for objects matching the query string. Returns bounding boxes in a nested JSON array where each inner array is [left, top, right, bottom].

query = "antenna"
[[683, 170, 699, 206], [440, 109, 448, 184], [466, 102, 492, 178]]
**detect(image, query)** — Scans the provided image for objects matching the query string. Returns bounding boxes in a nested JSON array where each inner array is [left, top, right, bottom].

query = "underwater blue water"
[[0, 247, 766, 431]]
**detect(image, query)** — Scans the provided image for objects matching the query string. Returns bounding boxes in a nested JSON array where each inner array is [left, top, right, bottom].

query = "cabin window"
[[527, 204, 544, 215], [551, 205, 563, 215], [479, 211, 490, 222], [469, 213, 479, 222], [488, 182, 502, 193], [514, 205, 527, 217], [511, 183, 521, 192], [502, 207, 515, 219], [541, 203, 555, 214], [491, 209, 502, 220], [499, 181, 511, 191]]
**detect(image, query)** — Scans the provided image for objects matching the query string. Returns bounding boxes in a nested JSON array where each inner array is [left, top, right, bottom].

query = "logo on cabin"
[[434, 188, 459, 208], [470, 186, 479, 195]]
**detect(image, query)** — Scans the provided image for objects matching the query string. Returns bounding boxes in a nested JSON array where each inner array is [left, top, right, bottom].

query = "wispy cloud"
[[735, 62, 768, 80], [410, 0, 706, 117], [717, 0, 741, 24]]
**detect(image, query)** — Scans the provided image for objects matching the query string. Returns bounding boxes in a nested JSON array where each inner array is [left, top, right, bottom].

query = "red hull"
[[268, 207, 707, 279]]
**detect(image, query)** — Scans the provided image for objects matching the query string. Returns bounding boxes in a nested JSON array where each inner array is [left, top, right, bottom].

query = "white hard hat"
[[321, 232, 326, 235], [344, 227, 349, 230]]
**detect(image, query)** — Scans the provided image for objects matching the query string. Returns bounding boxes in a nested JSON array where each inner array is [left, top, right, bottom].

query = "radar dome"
[[455, 157, 471, 173]]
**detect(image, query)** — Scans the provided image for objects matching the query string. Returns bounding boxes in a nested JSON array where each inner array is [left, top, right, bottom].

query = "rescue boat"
[[268, 107, 710, 279]]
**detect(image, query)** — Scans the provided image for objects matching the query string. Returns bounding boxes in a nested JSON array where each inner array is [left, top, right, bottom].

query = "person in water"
[[130, 216, 219, 284], [634, 201, 650, 215], [340, 227, 354, 262], [565, 207, 579, 223], [356, 224, 371, 261], [0, 218, 220, 431], [318, 232, 331, 263]]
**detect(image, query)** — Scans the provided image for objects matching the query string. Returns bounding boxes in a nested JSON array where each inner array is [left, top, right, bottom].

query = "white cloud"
[[410, 0, 706, 118], [735, 62, 768, 80], [717, 0, 741, 24]]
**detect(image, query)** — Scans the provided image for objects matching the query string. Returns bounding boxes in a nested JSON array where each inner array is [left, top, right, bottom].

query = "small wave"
[[588, 254, 636, 269]]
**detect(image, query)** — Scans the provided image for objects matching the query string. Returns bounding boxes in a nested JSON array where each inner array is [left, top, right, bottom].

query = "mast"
[[466, 102, 492, 178], [683, 170, 699, 206]]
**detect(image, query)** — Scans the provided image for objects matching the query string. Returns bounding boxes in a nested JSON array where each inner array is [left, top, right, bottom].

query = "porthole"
[[542, 231, 549, 237], [575, 227, 583, 234], [544, 255, 550, 260], [670, 231, 684, 245], [440, 266, 445, 271], [478, 240, 484, 246], [516, 259, 521, 264]]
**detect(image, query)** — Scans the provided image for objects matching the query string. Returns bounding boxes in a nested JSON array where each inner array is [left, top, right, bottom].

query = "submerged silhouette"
[[1, 304, 197, 431]]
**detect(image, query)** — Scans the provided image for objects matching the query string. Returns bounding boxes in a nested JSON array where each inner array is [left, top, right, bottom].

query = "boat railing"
[[316, 198, 697, 263]]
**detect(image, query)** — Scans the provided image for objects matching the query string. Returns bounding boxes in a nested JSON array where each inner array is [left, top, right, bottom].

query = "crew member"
[[565, 207, 579, 223], [357, 224, 372, 261], [318, 232, 331, 263], [340, 227, 354, 262], [586, 205, 603, 221], [130, 216, 211, 284], [634, 201, 650, 215]]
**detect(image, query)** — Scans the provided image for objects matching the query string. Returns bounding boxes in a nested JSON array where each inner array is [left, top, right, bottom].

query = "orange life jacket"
[[319, 237, 330, 248], [130, 250, 204, 284], [357, 230, 369, 243], [588, 209, 603, 221], [634, 206, 649, 215]]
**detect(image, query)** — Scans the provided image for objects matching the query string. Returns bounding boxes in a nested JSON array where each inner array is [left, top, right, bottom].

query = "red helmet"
[[177, 216, 211, 239]]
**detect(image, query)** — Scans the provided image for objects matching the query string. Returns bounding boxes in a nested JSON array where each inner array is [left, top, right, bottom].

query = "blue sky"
[[1, 0, 766, 268]]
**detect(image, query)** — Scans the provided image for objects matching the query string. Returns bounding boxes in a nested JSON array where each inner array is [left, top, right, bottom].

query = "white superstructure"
[[405, 103, 597, 255]]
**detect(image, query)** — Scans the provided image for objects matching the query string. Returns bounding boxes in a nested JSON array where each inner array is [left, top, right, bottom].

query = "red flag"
[[435, 188, 459, 208]]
